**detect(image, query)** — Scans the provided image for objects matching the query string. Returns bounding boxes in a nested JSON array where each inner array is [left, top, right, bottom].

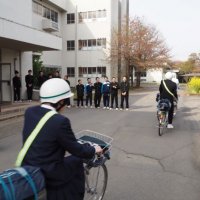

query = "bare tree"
[[107, 17, 170, 87]]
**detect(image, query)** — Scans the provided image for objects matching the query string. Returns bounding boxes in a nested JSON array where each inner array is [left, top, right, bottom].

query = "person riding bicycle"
[[159, 72, 178, 129], [20, 78, 102, 200]]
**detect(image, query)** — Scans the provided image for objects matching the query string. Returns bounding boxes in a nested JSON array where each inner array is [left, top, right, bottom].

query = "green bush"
[[187, 77, 200, 94]]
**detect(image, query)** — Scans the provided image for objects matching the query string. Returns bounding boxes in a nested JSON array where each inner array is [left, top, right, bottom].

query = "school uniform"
[[65, 80, 71, 106], [101, 81, 110, 108], [76, 84, 84, 106], [25, 74, 34, 100], [159, 79, 178, 124], [85, 84, 93, 106], [94, 82, 102, 108], [110, 82, 119, 108], [120, 81, 129, 109], [22, 105, 95, 200], [12, 76, 21, 101]]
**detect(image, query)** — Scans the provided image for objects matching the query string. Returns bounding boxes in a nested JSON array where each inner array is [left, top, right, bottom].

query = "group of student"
[[76, 76, 130, 110], [12, 70, 70, 103]]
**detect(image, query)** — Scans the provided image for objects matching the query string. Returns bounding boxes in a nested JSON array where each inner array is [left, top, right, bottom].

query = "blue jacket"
[[101, 81, 110, 94], [85, 83, 93, 94], [21, 106, 95, 199]]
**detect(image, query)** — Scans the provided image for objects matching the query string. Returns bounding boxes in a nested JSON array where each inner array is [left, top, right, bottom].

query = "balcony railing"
[[42, 19, 59, 32]]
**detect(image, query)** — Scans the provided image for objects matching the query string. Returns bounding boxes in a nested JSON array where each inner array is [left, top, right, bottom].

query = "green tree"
[[179, 60, 195, 74], [33, 54, 43, 88]]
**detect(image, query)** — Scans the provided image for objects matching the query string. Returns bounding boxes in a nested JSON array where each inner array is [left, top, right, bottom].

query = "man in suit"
[[21, 78, 102, 200], [120, 76, 129, 110], [25, 69, 34, 102], [159, 72, 178, 128], [76, 79, 84, 107]]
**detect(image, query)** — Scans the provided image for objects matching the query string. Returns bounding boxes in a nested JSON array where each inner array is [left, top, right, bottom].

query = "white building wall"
[[0, 0, 32, 26]]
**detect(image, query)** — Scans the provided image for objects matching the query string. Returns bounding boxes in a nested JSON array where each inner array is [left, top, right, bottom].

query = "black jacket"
[[22, 106, 95, 190], [25, 75, 34, 87], [94, 82, 102, 95], [12, 76, 21, 88], [120, 81, 129, 94], [159, 80, 178, 102], [76, 84, 84, 97], [38, 75, 47, 88], [110, 82, 119, 94]]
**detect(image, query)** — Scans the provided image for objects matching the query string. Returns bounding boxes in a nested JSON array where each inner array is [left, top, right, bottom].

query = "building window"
[[79, 39, 106, 50], [78, 10, 106, 23], [79, 40, 88, 50], [33, 1, 58, 23], [67, 67, 75, 77], [67, 40, 75, 51], [79, 12, 87, 23], [32, 1, 43, 15], [88, 11, 96, 19], [79, 67, 88, 77], [67, 13, 75, 24], [79, 67, 106, 77]]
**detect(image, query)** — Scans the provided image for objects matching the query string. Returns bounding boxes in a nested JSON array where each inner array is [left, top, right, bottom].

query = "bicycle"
[[76, 130, 113, 200], [157, 99, 171, 136]]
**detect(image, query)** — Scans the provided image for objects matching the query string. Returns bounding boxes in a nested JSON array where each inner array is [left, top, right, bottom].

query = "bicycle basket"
[[75, 130, 113, 150]]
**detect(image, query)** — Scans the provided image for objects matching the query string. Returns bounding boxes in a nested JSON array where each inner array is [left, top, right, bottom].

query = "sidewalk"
[[0, 101, 39, 121]]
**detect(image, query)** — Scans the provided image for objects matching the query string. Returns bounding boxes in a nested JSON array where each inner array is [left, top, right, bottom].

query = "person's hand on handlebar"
[[94, 145, 103, 155]]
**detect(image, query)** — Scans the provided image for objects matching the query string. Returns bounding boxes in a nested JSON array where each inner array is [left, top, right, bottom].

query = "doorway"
[[0, 63, 12, 105]]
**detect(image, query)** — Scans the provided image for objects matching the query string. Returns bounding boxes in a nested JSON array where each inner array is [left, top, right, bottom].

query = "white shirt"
[[41, 104, 57, 112]]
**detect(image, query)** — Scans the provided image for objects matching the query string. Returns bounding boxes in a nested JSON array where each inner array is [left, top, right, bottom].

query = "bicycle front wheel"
[[84, 164, 108, 200]]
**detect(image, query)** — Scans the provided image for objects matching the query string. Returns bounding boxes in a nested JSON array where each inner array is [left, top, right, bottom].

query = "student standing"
[[76, 79, 84, 107], [120, 76, 129, 110], [25, 69, 34, 102], [94, 77, 102, 108], [110, 77, 119, 110], [13, 70, 21, 102], [85, 78, 93, 108], [101, 76, 110, 109]]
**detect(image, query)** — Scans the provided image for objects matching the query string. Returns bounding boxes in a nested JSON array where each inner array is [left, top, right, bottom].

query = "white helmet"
[[40, 78, 74, 104], [165, 72, 173, 80]]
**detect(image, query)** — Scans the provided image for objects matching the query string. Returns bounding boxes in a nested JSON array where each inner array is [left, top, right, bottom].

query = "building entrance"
[[0, 63, 12, 106]]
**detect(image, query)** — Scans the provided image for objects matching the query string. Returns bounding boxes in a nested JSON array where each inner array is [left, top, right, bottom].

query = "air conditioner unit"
[[42, 19, 59, 32]]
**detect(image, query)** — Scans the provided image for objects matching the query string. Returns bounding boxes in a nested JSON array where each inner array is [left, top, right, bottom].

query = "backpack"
[[0, 166, 45, 200]]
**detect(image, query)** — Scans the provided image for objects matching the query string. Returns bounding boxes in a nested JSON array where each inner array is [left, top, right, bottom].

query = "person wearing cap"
[[20, 78, 102, 200], [159, 72, 178, 128]]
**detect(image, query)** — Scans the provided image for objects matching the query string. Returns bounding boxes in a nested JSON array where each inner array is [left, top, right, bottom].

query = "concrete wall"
[[0, 0, 32, 26]]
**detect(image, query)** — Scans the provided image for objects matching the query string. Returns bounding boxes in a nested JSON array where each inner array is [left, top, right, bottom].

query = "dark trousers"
[[46, 156, 85, 200], [121, 94, 129, 108], [111, 93, 118, 108], [103, 94, 110, 107], [14, 87, 20, 101], [168, 101, 174, 124], [94, 94, 102, 108], [27, 87, 33, 100], [77, 96, 84, 107], [86, 93, 92, 106]]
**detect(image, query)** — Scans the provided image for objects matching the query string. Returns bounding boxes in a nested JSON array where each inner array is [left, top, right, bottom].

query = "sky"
[[129, 0, 200, 61]]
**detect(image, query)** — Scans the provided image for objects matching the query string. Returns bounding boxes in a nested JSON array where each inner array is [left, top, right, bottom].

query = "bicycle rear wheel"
[[84, 164, 108, 200], [158, 113, 166, 136]]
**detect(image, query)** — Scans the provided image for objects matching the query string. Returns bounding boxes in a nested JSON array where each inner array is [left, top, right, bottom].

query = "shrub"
[[187, 77, 200, 94]]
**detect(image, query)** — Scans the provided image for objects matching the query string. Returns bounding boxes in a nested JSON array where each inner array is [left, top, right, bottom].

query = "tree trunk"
[[136, 71, 141, 87], [130, 65, 134, 87]]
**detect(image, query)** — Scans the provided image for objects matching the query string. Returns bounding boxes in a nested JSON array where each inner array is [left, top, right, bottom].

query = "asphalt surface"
[[0, 88, 200, 200]]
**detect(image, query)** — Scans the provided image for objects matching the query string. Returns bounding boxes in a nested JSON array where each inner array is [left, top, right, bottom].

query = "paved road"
[[0, 89, 200, 200]]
